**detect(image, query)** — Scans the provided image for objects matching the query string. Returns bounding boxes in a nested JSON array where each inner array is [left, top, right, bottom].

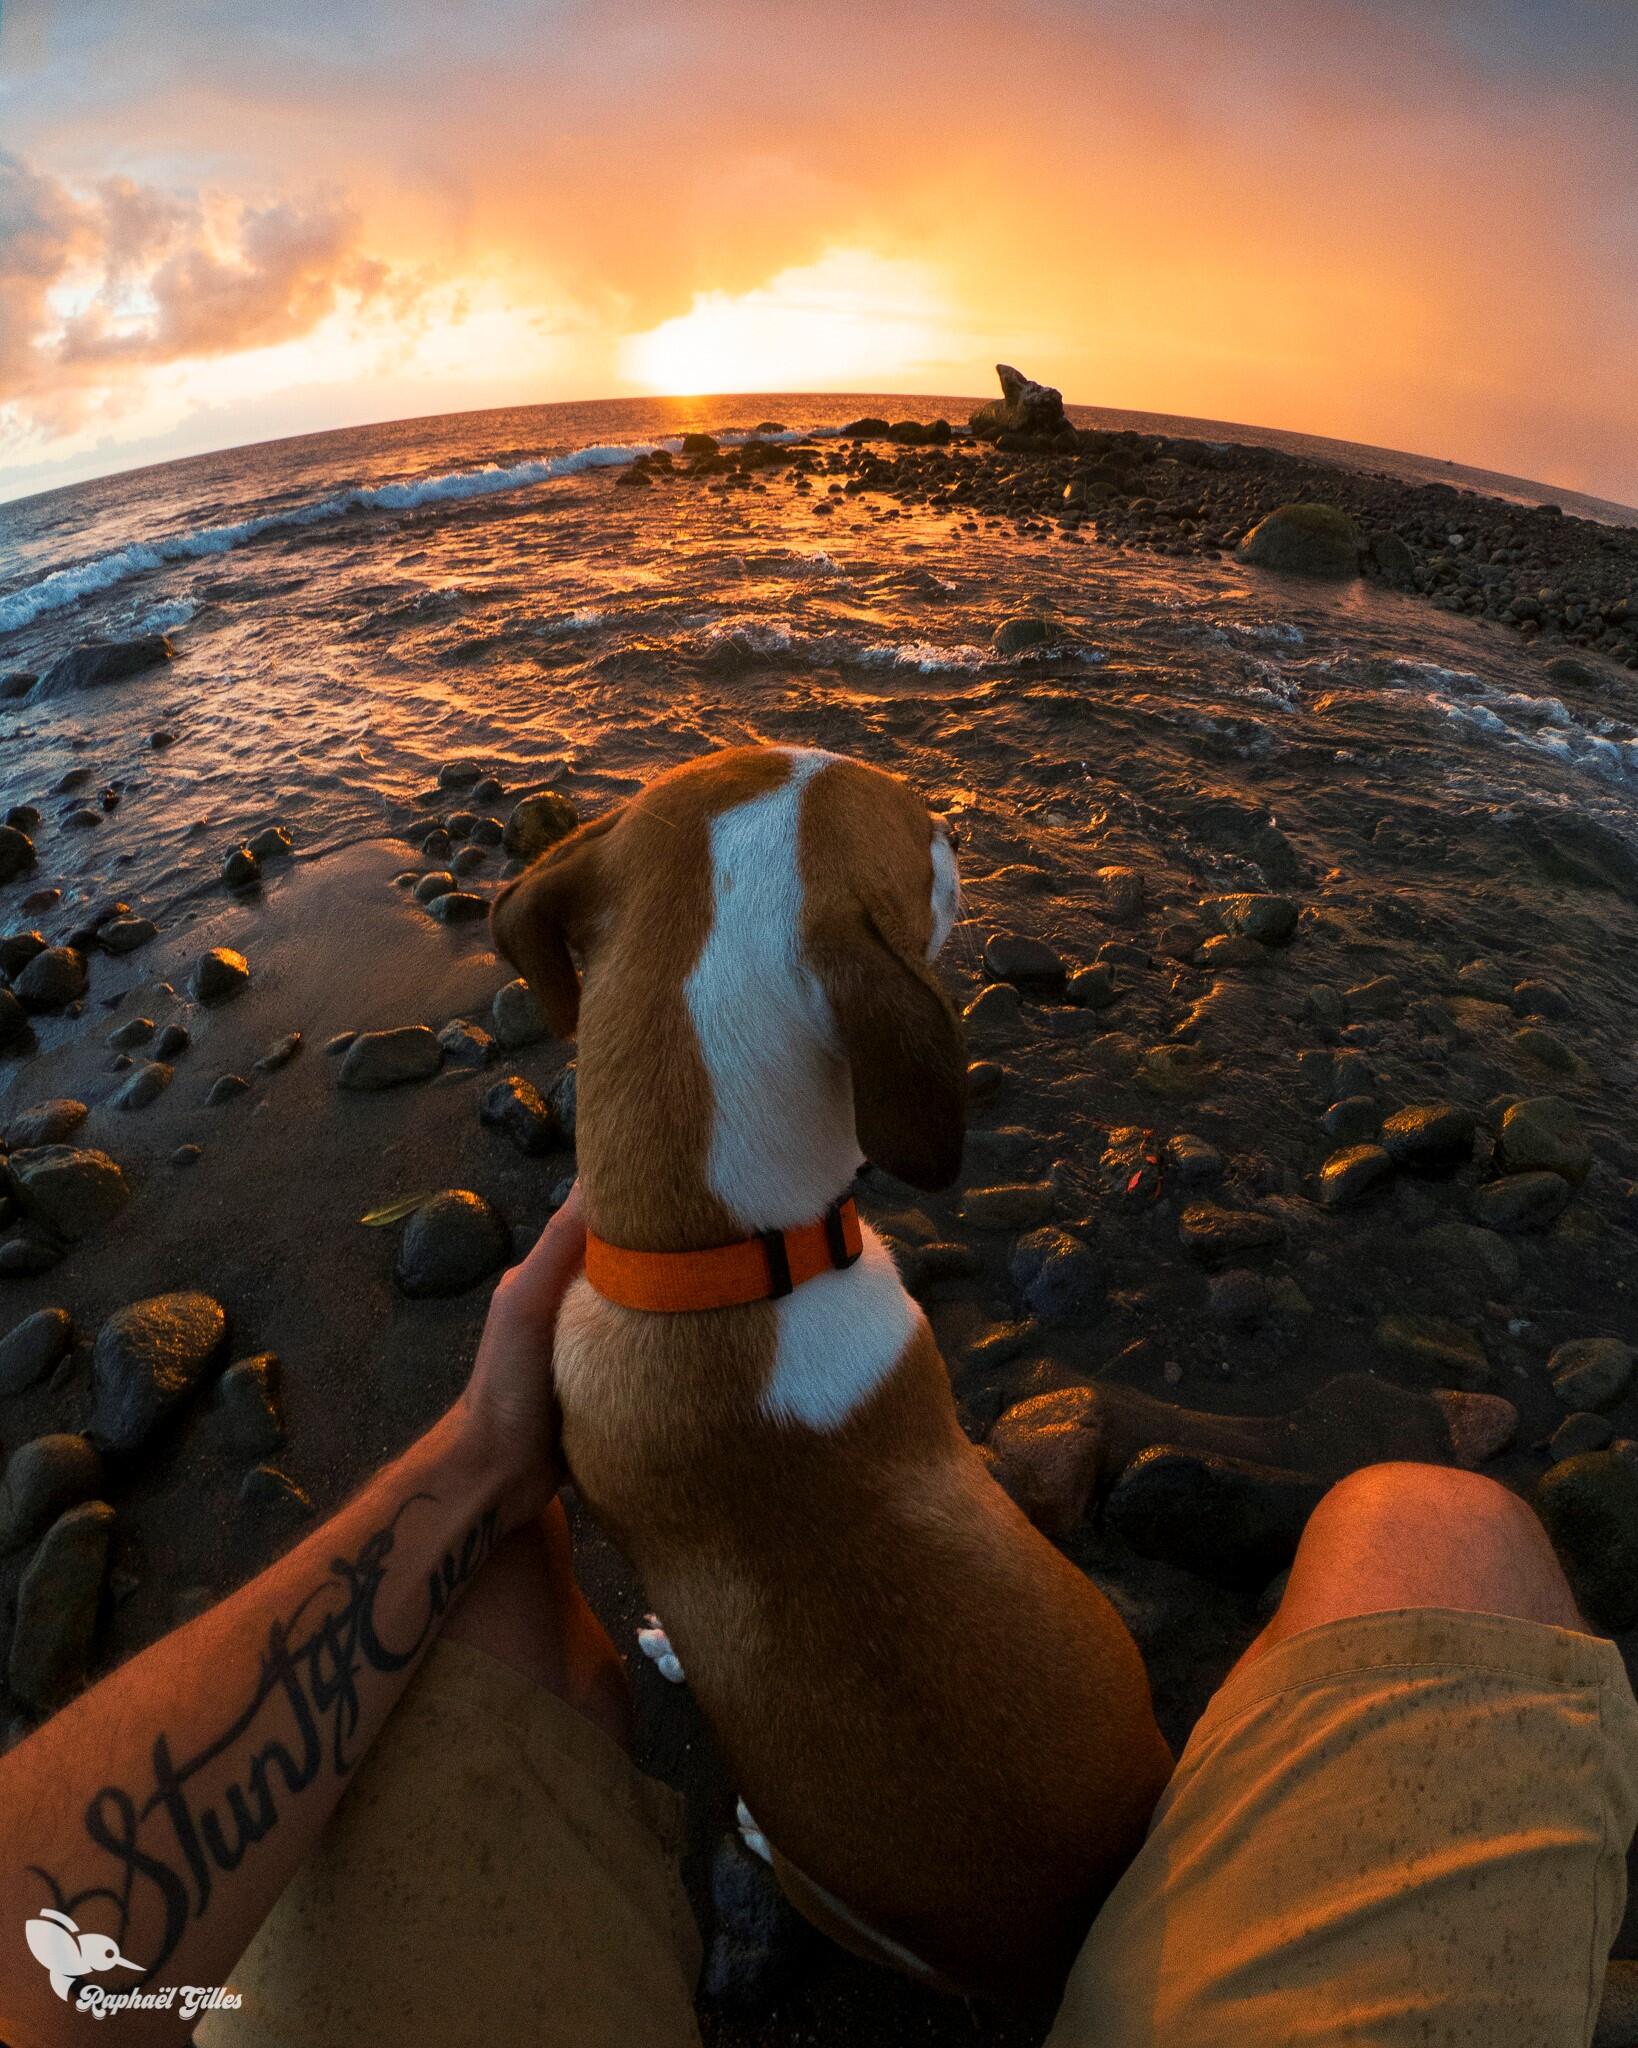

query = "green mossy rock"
[[1238, 502, 1360, 579]]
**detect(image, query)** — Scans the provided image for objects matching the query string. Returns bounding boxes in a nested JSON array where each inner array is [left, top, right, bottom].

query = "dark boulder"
[[969, 364, 1067, 441], [37, 635, 175, 695]]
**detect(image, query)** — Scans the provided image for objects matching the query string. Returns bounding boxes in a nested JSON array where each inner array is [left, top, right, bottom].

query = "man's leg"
[[441, 1495, 635, 1751], [1048, 1460, 1638, 2048], [202, 1496, 701, 2048], [1234, 1459, 1586, 1674]]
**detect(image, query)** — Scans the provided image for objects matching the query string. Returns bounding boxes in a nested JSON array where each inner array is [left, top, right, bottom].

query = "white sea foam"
[[0, 440, 659, 637], [856, 640, 990, 672], [133, 598, 197, 634]]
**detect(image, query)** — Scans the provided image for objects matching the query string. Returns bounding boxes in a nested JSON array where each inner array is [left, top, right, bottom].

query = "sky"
[[2, 0, 1637, 506]]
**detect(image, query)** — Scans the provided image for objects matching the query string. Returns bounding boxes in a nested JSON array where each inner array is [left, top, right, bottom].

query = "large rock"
[[969, 364, 1067, 441], [1549, 1338, 1636, 1413], [1472, 1170, 1570, 1233], [0, 824, 38, 886], [492, 978, 549, 1049], [1535, 1452, 1638, 1632], [338, 1025, 444, 1090], [111, 1060, 172, 1112], [480, 1075, 558, 1155], [191, 947, 251, 1004], [8, 1500, 114, 1710], [1009, 1227, 1104, 1319], [213, 1354, 285, 1458], [0, 1435, 104, 1552], [38, 635, 174, 694], [395, 1191, 510, 1298], [503, 790, 578, 861], [0, 985, 27, 1047], [1203, 893, 1299, 946], [1496, 1096, 1591, 1184], [1381, 1102, 1476, 1168], [14, 945, 87, 1011], [1375, 1313, 1488, 1386], [0, 1307, 74, 1397], [1237, 503, 1360, 579], [10, 1146, 129, 1241], [4, 1098, 86, 1148], [1105, 1447, 1323, 1588], [986, 1386, 1104, 1541], [1178, 1202, 1284, 1262], [89, 1291, 228, 1454]]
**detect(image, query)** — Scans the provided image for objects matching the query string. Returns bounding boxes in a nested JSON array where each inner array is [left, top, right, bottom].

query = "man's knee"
[[1269, 1460, 1585, 1640]]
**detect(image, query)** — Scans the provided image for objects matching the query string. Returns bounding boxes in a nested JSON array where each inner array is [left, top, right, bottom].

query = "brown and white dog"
[[492, 745, 1170, 2008]]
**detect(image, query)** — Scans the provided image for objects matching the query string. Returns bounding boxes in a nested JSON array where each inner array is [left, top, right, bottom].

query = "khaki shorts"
[[203, 1610, 1638, 2048]]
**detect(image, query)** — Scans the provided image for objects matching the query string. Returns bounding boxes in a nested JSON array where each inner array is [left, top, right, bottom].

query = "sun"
[[618, 248, 953, 396]]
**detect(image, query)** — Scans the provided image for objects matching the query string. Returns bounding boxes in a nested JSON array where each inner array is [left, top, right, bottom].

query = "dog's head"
[[491, 746, 966, 1190]]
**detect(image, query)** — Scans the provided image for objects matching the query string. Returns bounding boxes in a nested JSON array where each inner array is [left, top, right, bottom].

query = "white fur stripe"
[[762, 1225, 918, 1431]]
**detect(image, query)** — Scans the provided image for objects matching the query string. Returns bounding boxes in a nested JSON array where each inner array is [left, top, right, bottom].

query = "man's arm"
[[0, 1189, 585, 2045]]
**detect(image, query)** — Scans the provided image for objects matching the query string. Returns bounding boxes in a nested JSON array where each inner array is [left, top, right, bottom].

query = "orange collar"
[[584, 1196, 863, 1313]]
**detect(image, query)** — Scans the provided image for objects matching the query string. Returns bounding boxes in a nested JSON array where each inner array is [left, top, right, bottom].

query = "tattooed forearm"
[[28, 1493, 500, 1982]]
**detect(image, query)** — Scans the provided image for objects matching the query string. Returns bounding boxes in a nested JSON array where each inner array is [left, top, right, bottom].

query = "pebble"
[[473, 777, 504, 804], [395, 1190, 511, 1297], [1137, 1044, 1206, 1096], [985, 1386, 1103, 1540], [207, 1074, 251, 1105], [1165, 1133, 1224, 1185], [191, 947, 251, 1004], [1208, 1269, 1271, 1330], [1344, 974, 1402, 1017], [1534, 1451, 1638, 1631], [0, 1238, 63, 1278], [15, 946, 88, 1011], [1105, 1447, 1320, 1588], [214, 1354, 285, 1457], [112, 1060, 172, 1111], [1202, 893, 1298, 946], [1307, 983, 1345, 1026], [1548, 1337, 1636, 1412], [1008, 1226, 1103, 1318], [0, 986, 26, 1047], [421, 829, 452, 861], [5, 1098, 87, 1147], [1514, 1025, 1575, 1072], [1375, 1312, 1489, 1386], [0, 824, 38, 884], [239, 1465, 312, 1512], [492, 978, 549, 1049], [470, 816, 504, 846], [1092, 865, 1144, 922], [480, 1075, 558, 1155], [503, 790, 578, 861], [171, 1144, 203, 1168], [100, 916, 158, 953], [1549, 1413, 1615, 1462], [1472, 1170, 1571, 1233], [966, 1059, 1006, 1102], [89, 1291, 228, 1454], [1319, 1143, 1394, 1208], [451, 846, 487, 876], [61, 809, 104, 835], [0, 1307, 74, 1397], [338, 1026, 444, 1090], [1178, 1202, 1285, 1261], [1065, 963, 1118, 1009], [983, 933, 1066, 986], [994, 616, 1051, 655], [221, 845, 260, 889], [1380, 1101, 1475, 1167], [429, 889, 487, 923], [413, 870, 456, 904], [324, 1031, 356, 1055], [1196, 933, 1265, 970], [0, 929, 46, 977], [9, 1146, 129, 1240], [254, 1032, 302, 1072], [548, 1063, 577, 1139], [0, 1435, 104, 1552], [1322, 1095, 1379, 1144], [21, 887, 60, 912], [963, 1182, 1055, 1230], [438, 1020, 496, 1067], [247, 825, 294, 859], [7, 1500, 114, 1710], [1513, 977, 1572, 1019], [962, 982, 1024, 1030], [1496, 1096, 1590, 1184], [438, 758, 484, 789]]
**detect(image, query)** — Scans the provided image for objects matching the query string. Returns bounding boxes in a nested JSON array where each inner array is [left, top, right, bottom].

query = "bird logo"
[[25, 1907, 143, 2002]]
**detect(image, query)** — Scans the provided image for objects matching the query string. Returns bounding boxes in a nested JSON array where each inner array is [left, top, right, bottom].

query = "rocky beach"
[[5, 374, 1638, 2042]]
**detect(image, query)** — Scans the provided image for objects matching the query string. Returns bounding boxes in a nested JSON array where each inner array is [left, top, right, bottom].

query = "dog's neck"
[[574, 956, 862, 1254]]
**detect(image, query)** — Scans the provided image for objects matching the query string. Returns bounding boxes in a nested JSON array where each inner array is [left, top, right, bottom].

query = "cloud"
[[0, 149, 400, 445]]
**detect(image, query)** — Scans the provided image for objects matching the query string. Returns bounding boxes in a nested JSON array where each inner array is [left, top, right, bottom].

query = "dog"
[[492, 744, 1171, 2008]]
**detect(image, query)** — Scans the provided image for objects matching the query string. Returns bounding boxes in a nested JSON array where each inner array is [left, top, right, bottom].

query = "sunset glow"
[[3, 1, 1637, 503]]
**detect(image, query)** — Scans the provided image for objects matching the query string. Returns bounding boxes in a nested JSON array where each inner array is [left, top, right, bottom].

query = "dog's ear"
[[809, 897, 966, 1190], [490, 815, 615, 1039]]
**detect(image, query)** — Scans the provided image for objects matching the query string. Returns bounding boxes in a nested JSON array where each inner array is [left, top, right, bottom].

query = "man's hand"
[[455, 1182, 587, 1532]]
